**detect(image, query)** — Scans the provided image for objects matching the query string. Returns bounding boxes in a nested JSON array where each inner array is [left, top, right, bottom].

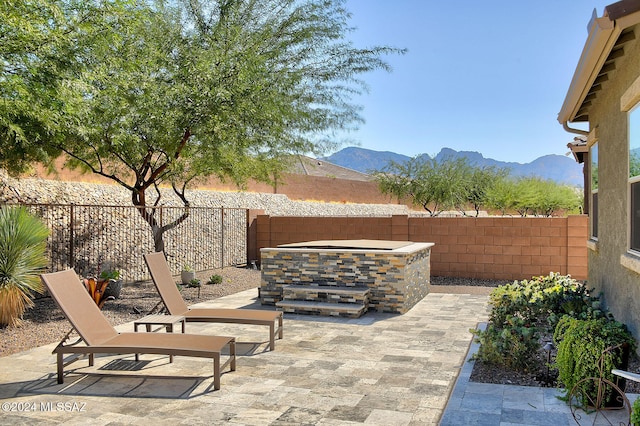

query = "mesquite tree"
[[374, 155, 580, 217], [0, 0, 81, 174], [374, 156, 478, 216], [2, 0, 403, 251]]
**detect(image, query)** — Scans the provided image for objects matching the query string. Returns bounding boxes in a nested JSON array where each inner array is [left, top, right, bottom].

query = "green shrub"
[[471, 316, 538, 371], [0, 207, 50, 327], [472, 273, 600, 371], [632, 398, 640, 426], [553, 316, 636, 407], [207, 274, 222, 285], [99, 269, 120, 280], [488, 272, 597, 330]]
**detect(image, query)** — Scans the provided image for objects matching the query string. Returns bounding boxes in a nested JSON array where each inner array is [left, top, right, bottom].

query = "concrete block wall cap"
[[268, 240, 434, 253]]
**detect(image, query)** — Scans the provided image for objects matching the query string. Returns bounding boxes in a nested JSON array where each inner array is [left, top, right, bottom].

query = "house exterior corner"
[[560, 1, 640, 342]]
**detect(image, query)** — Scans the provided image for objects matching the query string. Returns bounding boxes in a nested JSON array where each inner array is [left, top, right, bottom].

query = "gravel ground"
[[0, 267, 262, 357]]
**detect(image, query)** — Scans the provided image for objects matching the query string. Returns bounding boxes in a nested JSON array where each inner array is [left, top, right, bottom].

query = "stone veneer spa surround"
[[260, 240, 434, 315]]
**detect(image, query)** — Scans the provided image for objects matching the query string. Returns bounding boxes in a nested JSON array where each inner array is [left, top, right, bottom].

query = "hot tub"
[[259, 239, 434, 315]]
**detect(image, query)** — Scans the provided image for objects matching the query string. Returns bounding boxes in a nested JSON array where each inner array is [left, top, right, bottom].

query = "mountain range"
[[322, 147, 584, 187]]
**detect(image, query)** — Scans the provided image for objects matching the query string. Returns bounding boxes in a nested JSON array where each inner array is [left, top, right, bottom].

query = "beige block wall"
[[255, 215, 588, 281]]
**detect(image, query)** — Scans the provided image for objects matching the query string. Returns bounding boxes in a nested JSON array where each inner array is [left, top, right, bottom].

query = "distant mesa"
[[321, 147, 584, 187]]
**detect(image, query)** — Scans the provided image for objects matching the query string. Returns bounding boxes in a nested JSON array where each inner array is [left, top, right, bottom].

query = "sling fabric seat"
[[41, 269, 236, 390], [144, 252, 283, 351]]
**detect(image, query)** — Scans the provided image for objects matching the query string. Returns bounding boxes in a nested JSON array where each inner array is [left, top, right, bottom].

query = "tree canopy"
[[486, 176, 583, 217], [374, 156, 467, 216], [373, 156, 506, 217], [0, 0, 80, 173], [2, 0, 404, 250], [374, 155, 582, 217]]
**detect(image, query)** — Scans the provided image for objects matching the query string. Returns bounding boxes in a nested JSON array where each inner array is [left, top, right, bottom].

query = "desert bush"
[[472, 316, 538, 371], [0, 206, 49, 326], [486, 272, 601, 330], [471, 273, 600, 371], [632, 397, 640, 425], [207, 274, 222, 285], [553, 316, 635, 407]]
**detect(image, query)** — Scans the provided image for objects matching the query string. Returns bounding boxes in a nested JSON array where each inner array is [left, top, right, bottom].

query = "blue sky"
[[334, 0, 613, 164]]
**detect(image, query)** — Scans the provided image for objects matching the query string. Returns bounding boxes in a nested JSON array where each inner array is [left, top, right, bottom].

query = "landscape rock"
[[0, 173, 410, 216]]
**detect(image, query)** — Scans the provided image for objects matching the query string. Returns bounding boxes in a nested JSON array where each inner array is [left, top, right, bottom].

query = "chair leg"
[[269, 323, 275, 351], [167, 325, 174, 363], [230, 341, 236, 371], [278, 315, 283, 339], [213, 354, 220, 390], [57, 352, 64, 384]]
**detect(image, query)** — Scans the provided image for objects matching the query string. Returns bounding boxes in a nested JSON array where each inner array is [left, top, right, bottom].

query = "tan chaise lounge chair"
[[144, 252, 283, 351], [41, 269, 236, 390]]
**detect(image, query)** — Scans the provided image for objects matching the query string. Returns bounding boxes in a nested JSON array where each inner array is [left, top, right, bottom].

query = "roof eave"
[[557, 11, 617, 125], [558, 1, 640, 126], [567, 140, 589, 163]]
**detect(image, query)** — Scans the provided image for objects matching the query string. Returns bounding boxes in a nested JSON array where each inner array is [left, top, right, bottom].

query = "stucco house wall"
[[588, 33, 640, 340], [561, 2, 640, 341]]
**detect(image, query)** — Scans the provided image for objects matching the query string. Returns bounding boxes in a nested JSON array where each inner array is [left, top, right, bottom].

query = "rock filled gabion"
[[0, 172, 409, 216], [0, 173, 410, 281]]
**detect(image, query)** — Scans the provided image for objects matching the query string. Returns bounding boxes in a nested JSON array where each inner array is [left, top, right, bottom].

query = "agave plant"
[[0, 206, 49, 327]]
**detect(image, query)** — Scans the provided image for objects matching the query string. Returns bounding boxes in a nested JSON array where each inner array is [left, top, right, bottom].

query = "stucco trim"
[[620, 251, 640, 274], [587, 127, 599, 147], [621, 73, 640, 111]]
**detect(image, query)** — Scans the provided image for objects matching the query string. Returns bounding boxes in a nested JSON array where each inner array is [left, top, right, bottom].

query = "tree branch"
[[59, 146, 134, 192]]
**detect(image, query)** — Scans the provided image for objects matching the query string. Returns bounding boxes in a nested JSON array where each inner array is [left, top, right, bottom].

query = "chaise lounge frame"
[[41, 269, 236, 390], [144, 252, 283, 351]]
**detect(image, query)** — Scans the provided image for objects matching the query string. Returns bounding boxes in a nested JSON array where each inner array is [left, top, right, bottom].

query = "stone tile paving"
[[0, 289, 489, 425], [440, 322, 639, 426]]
